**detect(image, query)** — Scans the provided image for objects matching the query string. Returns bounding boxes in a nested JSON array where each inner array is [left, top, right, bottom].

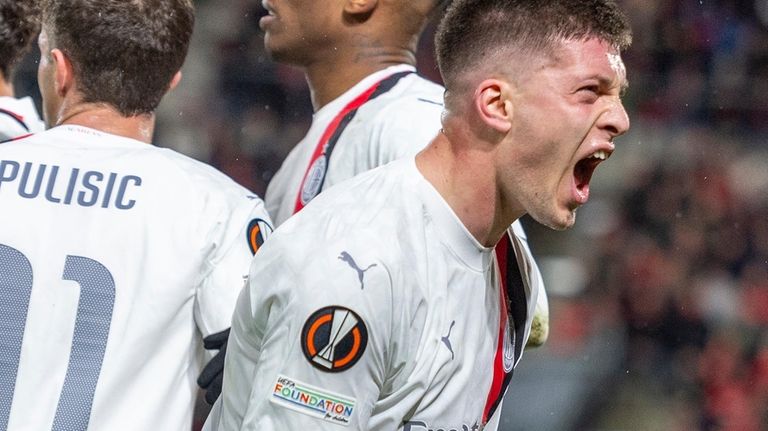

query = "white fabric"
[[0, 96, 45, 141], [205, 158, 543, 431], [264, 64, 548, 346], [0, 125, 271, 430], [265, 64, 445, 227]]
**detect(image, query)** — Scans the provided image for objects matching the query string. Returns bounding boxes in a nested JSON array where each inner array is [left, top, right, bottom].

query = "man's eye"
[[579, 85, 599, 94]]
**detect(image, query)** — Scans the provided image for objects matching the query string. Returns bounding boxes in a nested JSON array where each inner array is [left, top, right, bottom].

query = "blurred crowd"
[[12, 0, 768, 429], [562, 1, 768, 429], [578, 126, 768, 430], [587, 1, 766, 429]]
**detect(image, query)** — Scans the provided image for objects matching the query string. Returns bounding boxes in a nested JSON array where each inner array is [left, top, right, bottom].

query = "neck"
[[415, 128, 523, 247], [0, 77, 14, 98], [304, 40, 416, 110], [56, 103, 156, 144]]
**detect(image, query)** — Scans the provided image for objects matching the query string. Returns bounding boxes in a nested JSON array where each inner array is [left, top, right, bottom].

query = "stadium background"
[[11, 0, 768, 429]]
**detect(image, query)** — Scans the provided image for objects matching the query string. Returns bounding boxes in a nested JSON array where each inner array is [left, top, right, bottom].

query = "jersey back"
[[0, 125, 271, 430]]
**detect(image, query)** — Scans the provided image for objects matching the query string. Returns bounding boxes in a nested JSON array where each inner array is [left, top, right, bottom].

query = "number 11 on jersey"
[[0, 244, 115, 430]]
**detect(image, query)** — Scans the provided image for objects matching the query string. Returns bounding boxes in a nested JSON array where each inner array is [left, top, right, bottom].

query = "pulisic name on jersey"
[[0, 160, 141, 210], [270, 375, 356, 426]]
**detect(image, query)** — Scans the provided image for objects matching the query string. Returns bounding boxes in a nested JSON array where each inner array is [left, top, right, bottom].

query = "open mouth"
[[573, 149, 610, 201]]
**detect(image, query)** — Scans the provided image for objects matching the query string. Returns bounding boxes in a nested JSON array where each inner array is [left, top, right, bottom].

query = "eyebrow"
[[594, 75, 629, 97]]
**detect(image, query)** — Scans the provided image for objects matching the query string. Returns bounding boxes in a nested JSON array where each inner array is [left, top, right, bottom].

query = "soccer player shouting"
[[0, 0, 44, 141], [0, 1, 271, 429], [205, 0, 631, 429], [198, 0, 550, 407]]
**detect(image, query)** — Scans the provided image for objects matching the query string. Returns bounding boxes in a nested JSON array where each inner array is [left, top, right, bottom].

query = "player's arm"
[[194, 192, 274, 403], [207, 232, 394, 430]]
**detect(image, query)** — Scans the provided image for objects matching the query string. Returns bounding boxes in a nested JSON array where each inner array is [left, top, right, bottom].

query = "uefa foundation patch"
[[270, 374, 356, 426]]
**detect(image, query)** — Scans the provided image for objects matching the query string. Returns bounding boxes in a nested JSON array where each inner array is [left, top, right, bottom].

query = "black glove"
[[197, 328, 230, 405]]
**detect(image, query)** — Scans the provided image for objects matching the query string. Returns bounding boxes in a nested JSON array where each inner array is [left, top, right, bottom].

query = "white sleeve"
[[194, 195, 273, 337], [209, 232, 394, 430], [0, 116, 30, 142]]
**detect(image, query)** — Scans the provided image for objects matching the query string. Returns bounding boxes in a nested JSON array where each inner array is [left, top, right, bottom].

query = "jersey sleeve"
[[369, 96, 444, 166], [193, 193, 274, 337], [207, 228, 394, 430], [0, 116, 30, 142]]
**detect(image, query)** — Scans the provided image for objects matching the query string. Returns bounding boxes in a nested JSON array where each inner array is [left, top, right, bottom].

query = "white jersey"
[[265, 64, 444, 226], [264, 64, 549, 348], [0, 125, 272, 431], [0, 96, 45, 142], [205, 158, 543, 431]]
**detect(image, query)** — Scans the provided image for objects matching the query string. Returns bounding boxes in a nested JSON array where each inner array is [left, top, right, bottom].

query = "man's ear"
[[344, 0, 378, 16], [51, 48, 73, 98], [474, 79, 513, 134], [168, 71, 183, 92]]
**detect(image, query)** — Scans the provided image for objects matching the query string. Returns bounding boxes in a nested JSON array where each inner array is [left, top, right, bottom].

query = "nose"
[[599, 97, 630, 138]]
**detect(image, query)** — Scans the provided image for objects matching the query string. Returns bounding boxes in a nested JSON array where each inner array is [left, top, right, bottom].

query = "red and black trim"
[[0, 108, 29, 132], [482, 232, 528, 423], [0, 133, 33, 144], [292, 71, 414, 214]]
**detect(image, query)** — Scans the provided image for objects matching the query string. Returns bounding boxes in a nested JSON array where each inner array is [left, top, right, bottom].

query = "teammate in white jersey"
[[257, 0, 547, 367], [261, 0, 446, 226], [0, 1, 272, 430], [0, 0, 44, 141], [205, 0, 632, 429]]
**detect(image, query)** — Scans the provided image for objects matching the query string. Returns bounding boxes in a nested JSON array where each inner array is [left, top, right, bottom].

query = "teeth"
[[590, 150, 608, 160]]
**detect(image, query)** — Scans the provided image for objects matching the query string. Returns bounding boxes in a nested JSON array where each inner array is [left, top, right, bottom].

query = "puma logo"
[[441, 320, 456, 360], [338, 251, 377, 289]]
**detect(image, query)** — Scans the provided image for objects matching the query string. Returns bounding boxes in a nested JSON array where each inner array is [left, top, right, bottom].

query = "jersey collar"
[[313, 64, 417, 121]]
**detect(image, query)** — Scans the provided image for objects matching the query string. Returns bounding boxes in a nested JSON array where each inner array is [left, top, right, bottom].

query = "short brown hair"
[[0, 0, 40, 80], [435, 0, 632, 90], [42, 0, 194, 116]]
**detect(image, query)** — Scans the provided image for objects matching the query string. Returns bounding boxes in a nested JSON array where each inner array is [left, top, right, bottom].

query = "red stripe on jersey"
[[292, 83, 378, 213], [0, 108, 30, 136], [1, 133, 33, 144], [0, 108, 25, 123], [482, 238, 511, 423], [292, 71, 413, 214]]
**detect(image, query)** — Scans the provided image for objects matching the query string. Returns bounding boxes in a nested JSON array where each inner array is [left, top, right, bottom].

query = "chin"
[[532, 208, 577, 231]]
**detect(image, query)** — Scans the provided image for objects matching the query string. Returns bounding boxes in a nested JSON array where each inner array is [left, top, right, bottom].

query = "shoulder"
[[368, 74, 444, 123], [281, 159, 410, 237], [150, 146, 262, 204], [0, 113, 31, 143], [276, 161, 424, 276], [0, 97, 44, 141], [355, 75, 444, 160]]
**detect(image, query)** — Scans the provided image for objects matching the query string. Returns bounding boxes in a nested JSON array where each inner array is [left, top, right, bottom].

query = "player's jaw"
[[551, 137, 613, 227], [522, 136, 615, 231], [259, 0, 310, 64]]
